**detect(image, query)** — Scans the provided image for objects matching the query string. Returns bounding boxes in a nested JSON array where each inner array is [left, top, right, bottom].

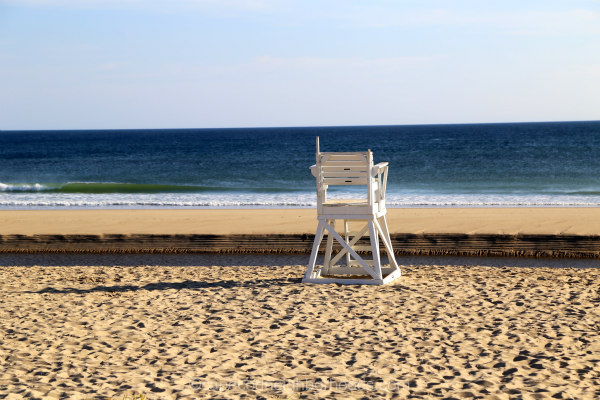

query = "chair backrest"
[[311, 137, 388, 215], [318, 152, 371, 186]]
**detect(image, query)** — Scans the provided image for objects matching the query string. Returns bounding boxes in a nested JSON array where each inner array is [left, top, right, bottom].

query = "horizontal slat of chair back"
[[321, 160, 368, 168], [322, 165, 369, 181], [322, 177, 368, 185], [322, 171, 368, 178], [322, 153, 368, 161], [322, 164, 367, 171]]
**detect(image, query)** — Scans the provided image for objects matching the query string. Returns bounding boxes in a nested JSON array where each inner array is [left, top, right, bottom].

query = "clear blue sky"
[[1, 0, 599, 129]]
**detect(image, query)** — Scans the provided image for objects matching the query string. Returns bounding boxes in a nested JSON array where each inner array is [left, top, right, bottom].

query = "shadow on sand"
[[32, 276, 304, 295]]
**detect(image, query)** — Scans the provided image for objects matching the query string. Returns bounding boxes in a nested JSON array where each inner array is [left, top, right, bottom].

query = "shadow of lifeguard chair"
[[302, 137, 401, 285]]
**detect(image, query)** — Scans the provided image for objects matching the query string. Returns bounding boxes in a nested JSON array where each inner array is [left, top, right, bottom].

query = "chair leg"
[[368, 220, 383, 280], [322, 219, 335, 275], [303, 221, 325, 281], [377, 215, 400, 271], [344, 220, 351, 267]]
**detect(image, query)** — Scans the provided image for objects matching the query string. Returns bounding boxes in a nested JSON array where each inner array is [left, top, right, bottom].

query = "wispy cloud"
[[182, 0, 280, 11], [250, 55, 435, 70], [0, 0, 285, 12], [324, 3, 600, 36], [503, 8, 600, 36], [0, 0, 140, 5], [4, 0, 599, 35]]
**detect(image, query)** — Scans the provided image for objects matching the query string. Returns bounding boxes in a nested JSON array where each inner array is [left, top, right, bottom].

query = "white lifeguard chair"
[[303, 137, 402, 285]]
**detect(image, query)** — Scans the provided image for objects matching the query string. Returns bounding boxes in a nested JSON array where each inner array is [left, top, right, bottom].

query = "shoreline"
[[1, 208, 600, 257]]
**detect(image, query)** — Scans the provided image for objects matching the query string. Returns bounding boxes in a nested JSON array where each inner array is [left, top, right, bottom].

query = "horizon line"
[[2, 119, 599, 132]]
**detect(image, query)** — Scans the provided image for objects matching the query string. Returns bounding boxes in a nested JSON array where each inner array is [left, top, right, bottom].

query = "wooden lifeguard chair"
[[303, 137, 402, 285]]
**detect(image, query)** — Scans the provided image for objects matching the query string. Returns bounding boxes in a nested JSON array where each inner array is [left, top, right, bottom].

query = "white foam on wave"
[[2, 191, 600, 208], [0, 192, 316, 208], [0, 182, 48, 192]]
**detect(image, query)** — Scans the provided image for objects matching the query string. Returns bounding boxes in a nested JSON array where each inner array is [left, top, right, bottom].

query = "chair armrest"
[[372, 162, 388, 175], [371, 162, 389, 204], [310, 164, 318, 178]]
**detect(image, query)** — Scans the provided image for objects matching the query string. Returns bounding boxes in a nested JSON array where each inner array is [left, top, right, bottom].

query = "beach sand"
[[1, 207, 600, 235], [1, 254, 599, 399], [1, 208, 599, 398]]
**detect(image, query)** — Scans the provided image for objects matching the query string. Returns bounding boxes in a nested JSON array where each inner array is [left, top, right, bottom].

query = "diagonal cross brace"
[[320, 220, 378, 279], [329, 222, 370, 266]]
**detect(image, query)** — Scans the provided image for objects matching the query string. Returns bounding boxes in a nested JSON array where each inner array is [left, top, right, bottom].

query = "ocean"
[[1, 121, 600, 209]]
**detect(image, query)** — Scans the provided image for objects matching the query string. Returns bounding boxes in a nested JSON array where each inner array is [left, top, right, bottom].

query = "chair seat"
[[323, 198, 368, 206]]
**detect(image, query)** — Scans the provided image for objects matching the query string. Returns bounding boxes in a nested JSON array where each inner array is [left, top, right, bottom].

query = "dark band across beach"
[[2, 208, 599, 258]]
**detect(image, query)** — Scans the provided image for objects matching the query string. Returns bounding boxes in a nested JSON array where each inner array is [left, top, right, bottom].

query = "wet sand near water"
[[1, 207, 600, 235]]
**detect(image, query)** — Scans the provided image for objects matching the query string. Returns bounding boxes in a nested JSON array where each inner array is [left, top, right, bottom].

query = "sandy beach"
[[2, 208, 600, 235], [1, 208, 599, 398], [0, 254, 598, 399]]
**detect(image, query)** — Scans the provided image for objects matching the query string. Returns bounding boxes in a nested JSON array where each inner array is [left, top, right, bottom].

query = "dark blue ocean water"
[[1, 121, 600, 208]]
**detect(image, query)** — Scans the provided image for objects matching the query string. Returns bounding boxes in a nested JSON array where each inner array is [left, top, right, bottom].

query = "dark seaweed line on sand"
[[1, 233, 600, 259]]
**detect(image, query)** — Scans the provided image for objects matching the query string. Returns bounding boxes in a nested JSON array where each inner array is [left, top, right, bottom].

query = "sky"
[[1, 0, 599, 130]]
